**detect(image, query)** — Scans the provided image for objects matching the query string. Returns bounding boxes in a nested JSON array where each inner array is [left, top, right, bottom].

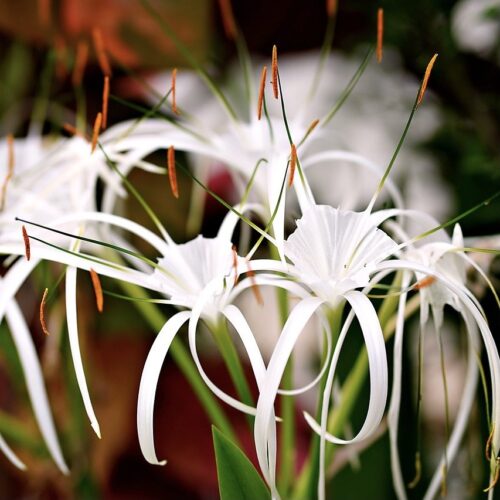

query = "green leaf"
[[212, 426, 271, 500]]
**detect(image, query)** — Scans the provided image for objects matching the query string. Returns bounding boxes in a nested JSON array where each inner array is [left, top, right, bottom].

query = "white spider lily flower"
[[253, 203, 396, 499], [0, 127, 165, 469]]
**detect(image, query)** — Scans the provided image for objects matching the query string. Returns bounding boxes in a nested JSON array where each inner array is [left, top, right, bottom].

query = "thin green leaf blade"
[[212, 426, 270, 500]]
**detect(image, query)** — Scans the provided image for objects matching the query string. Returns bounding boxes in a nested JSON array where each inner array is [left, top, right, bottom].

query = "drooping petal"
[[0, 434, 26, 471], [5, 298, 69, 474], [66, 266, 101, 438], [254, 296, 324, 493], [304, 291, 388, 500], [137, 311, 191, 465], [387, 272, 411, 500]]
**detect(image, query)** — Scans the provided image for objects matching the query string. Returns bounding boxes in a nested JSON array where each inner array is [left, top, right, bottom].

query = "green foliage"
[[212, 426, 271, 500]]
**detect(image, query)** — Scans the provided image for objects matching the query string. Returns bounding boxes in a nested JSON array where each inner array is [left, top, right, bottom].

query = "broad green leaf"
[[213, 426, 271, 500]]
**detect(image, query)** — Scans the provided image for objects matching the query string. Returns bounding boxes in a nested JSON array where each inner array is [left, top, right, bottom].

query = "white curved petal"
[[378, 259, 500, 474], [0, 259, 39, 326], [5, 299, 69, 474], [66, 266, 101, 438], [303, 150, 404, 210], [387, 272, 411, 500], [254, 297, 324, 491], [0, 434, 26, 471], [137, 311, 191, 465], [305, 291, 388, 499], [423, 309, 479, 500], [188, 282, 258, 415]]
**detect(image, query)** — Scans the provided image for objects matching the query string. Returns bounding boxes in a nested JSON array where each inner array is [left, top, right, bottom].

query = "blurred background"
[[0, 0, 499, 498]]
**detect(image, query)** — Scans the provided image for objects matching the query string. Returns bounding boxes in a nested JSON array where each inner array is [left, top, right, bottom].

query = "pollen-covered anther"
[[22, 225, 31, 261], [91, 112, 102, 153], [417, 53, 438, 106], [63, 123, 89, 141], [0, 133, 15, 211], [40, 288, 50, 336], [102, 75, 110, 129], [326, 0, 337, 17], [232, 245, 239, 286], [72, 40, 89, 87], [167, 146, 179, 199], [271, 45, 279, 99], [484, 457, 500, 492], [288, 144, 297, 187], [486, 424, 495, 461], [377, 8, 384, 63], [171, 68, 179, 115], [38, 0, 51, 27], [218, 0, 237, 40], [414, 275, 436, 290], [92, 28, 112, 77], [89, 268, 104, 313], [257, 65, 267, 120], [246, 261, 264, 306]]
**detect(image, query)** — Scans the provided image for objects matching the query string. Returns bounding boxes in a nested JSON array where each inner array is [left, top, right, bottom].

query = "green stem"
[[323, 293, 421, 469], [293, 288, 420, 499], [0, 411, 47, 456], [293, 304, 345, 500], [117, 279, 237, 443], [277, 282, 294, 496]]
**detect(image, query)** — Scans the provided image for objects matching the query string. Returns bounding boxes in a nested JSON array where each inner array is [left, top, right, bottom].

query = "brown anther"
[[0, 134, 15, 211], [38, 0, 51, 27], [72, 40, 89, 87], [271, 45, 279, 99], [171, 68, 179, 115], [40, 288, 50, 336], [377, 8, 384, 63], [484, 458, 500, 492], [246, 261, 264, 306], [167, 146, 179, 199], [289, 144, 297, 187], [92, 28, 112, 77], [89, 268, 104, 313], [54, 35, 67, 80], [22, 225, 31, 261], [326, 0, 337, 17], [217, 0, 237, 40], [232, 245, 239, 286], [417, 53, 438, 107], [306, 119, 320, 139], [63, 123, 89, 141], [486, 425, 495, 461], [102, 75, 110, 129], [257, 66, 267, 120], [91, 112, 102, 153], [414, 275, 436, 290]]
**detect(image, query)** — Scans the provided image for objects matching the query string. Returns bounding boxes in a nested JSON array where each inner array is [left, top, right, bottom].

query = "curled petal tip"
[[92, 422, 102, 439]]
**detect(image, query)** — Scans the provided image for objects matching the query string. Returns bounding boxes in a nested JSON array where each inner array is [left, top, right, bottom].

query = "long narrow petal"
[[305, 291, 388, 500], [254, 297, 324, 492], [137, 311, 191, 465], [5, 299, 69, 474], [378, 259, 500, 481], [66, 266, 101, 438], [0, 434, 26, 471], [188, 283, 258, 415], [423, 310, 480, 500], [0, 258, 39, 326], [387, 272, 411, 500]]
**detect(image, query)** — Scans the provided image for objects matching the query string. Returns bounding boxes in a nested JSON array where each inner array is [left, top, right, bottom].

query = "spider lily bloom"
[[253, 203, 397, 499], [15, 203, 282, 468], [0, 126, 165, 469], [386, 220, 496, 499]]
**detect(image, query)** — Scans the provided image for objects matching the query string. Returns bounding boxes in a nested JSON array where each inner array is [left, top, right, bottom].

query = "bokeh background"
[[0, 0, 499, 498]]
